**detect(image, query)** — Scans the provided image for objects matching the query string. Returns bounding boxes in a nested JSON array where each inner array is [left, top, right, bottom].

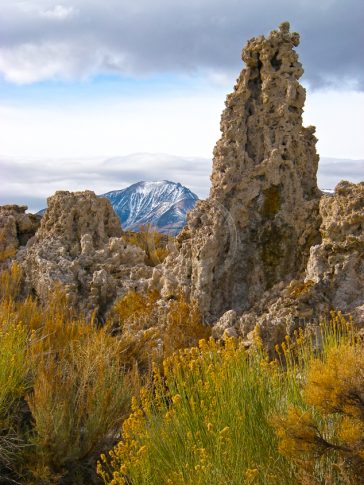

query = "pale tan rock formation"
[[19, 191, 153, 318], [306, 181, 364, 321], [159, 22, 321, 322], [233, 181, 364, 347], [0, 205, 41, 260]]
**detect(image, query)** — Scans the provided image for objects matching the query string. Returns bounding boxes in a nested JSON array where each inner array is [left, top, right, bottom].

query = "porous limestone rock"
[[306, 181, 364, 321], [19, 191, 153, 318], [159, 22, 321, 322], [234, 181, 364, 348], [0, 205, 41, 260]]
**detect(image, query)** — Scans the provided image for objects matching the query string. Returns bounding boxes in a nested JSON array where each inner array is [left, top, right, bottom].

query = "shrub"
[[161, 296, 211, 357], [0, 321, 31, 470], [108, 290, 211, 370], [0, 323, 30, 418], [275, 322, 364, 483], [98, 317, 363, 485], [0, 266, 135, 483], [98, 338, 295, 484], [27, 285, 95, 359], [110, 289, 160, 330], [0, 229, 17, 264], [25, 331, 131, 482], [123, 225, 171, 266], [0, 262, 22, 301]]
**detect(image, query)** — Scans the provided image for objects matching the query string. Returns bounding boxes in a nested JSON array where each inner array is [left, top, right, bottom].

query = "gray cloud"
[[0, 0, 363, 88], [1, 154, 363, 213]]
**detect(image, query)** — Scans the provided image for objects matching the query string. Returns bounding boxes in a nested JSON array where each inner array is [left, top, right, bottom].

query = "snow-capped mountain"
[[101, 181, 199, 234]]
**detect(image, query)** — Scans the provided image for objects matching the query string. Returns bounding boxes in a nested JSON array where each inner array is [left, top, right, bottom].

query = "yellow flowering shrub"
[[98, 338, 294, 484], [100, 316, 364, 484], [275, 316, 364, 483]]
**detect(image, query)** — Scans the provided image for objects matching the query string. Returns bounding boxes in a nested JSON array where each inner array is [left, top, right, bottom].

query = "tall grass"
[[0, 321, 31, 470], [0, 265, 133, 483]]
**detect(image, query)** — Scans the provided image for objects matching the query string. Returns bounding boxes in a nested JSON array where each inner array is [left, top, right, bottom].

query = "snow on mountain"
[[101, 181, 199, 234]]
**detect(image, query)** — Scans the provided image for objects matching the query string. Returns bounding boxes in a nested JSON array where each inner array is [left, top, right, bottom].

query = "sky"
[[0, 0, 363, 211]]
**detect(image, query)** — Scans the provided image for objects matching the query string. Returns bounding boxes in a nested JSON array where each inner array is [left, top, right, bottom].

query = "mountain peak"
[[101, 180, 198, 234]]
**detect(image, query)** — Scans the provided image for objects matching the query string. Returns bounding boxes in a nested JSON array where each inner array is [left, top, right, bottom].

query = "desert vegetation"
[[122, 225, 172, 266], [0, 258, 209, 484], [98, 316, 364, 485]]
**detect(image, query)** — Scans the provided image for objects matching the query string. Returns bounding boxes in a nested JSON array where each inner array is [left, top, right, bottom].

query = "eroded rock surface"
[[306, 181, 364, 321], [19, 191, 153, 318], [159, 22, 321, 322], [233, 181, 364, 347], [0, 205, 41, 261]]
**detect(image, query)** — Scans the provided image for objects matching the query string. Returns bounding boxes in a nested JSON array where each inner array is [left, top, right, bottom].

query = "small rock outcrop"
[[19, 191, 153, 318], [159, 22, 321, 322], [0, 205, 41, 260]]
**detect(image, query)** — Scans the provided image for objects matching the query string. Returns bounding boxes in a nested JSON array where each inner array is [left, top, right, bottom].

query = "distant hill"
[[101, 181, 199, 235]]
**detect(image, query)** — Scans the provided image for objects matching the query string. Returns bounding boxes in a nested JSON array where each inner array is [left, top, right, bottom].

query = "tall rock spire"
[[160, 23, 322, 321]]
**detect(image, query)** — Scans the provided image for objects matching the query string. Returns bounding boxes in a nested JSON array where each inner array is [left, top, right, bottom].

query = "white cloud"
[[317, 158, 364, 190], [0, 92, 224, 158], [303, 89, 364, 160], [1, 85, 363, 160], [0, 153, 212, 212], [0, 43, 78, 84], [40, 5, 75, 20]]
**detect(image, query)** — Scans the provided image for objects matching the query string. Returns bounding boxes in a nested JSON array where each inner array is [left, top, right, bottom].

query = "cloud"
[[40, 5, 75, 20], [0, 154, 212, 212], [0, 43, 87, 84], [0, 154, 362, 213], [317, 157, 364, 189], [0, 0, 363, 88]]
